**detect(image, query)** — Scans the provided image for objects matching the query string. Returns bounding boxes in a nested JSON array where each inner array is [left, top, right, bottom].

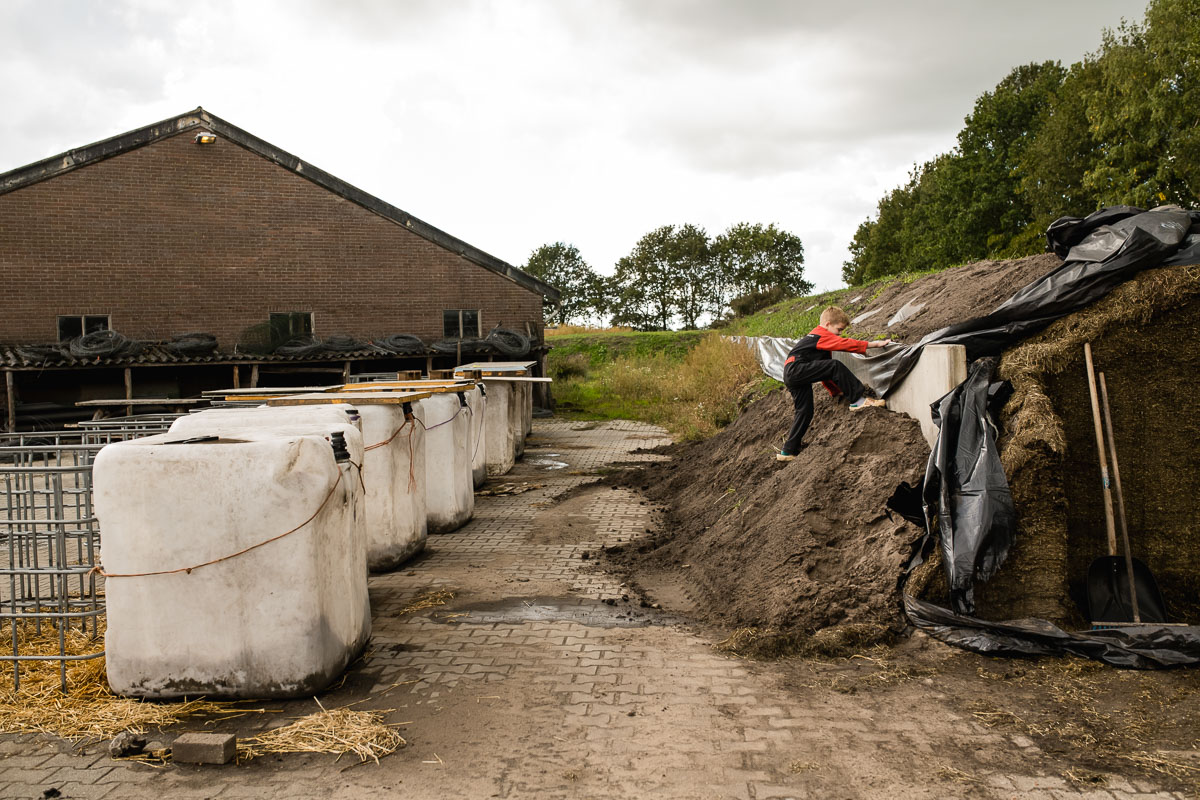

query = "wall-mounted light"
[[194, 132, 218, 145]]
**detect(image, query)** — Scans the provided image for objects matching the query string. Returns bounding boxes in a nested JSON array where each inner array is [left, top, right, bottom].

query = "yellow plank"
[[266, 390, 432, 406]]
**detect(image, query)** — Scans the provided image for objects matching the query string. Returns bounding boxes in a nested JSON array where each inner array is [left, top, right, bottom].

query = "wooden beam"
[[232, 366, 241, 389], [124, 367, 133, 417], [250, 364, 259, 388], [342, 361, 351, 383], [5, 371, 15, 433]]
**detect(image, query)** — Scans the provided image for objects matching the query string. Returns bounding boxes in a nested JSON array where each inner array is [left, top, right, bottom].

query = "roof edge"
[[0, 108, 561, 302]]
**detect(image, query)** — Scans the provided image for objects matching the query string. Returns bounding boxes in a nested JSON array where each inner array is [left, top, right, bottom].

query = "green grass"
[[546, 332, 775, 440], [546, 330, 707, 366]]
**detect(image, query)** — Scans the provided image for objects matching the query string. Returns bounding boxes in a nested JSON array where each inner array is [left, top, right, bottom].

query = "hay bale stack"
[[989, 263, 1200, 624]]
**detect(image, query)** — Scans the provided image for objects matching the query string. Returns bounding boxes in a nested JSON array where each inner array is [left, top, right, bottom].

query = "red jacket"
[[784, 326, 868, 395]]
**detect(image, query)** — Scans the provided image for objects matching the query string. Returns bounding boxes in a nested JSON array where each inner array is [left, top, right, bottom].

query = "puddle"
[[435, 596, 684, 627], [528, 454, 569, 470]]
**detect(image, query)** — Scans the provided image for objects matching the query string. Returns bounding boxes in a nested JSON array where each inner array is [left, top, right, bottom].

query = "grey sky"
[[0, 0, 1148, 292]]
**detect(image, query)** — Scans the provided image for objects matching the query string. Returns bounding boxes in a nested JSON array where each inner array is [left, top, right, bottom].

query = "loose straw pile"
[[398, 589, 454, 615], [0, 619, 233, 741], [238, 700, 405, 764]]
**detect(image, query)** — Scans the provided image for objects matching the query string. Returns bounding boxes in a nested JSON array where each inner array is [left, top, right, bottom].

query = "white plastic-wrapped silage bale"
[[356, 401, 427, 570], [464, 385, 487, 489], [94, 427, 368, 699], [482, 380, 515, 476], [170, 405, 361, 436], [422, 390, 474, 533]]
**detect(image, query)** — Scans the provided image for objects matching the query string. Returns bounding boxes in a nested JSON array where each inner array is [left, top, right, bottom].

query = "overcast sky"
[[0, 0, 1148, 291]]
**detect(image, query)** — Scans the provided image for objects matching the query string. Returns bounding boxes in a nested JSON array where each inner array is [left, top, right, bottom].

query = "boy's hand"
[[869, 339, 897, 348]]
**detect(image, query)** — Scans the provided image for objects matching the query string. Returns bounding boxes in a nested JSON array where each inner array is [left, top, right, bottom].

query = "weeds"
[[549, 332, 771, 441]]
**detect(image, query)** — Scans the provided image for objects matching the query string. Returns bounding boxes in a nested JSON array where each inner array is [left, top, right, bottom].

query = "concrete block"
[[171, 733, 236, 765], [836, 344, 967, 447]]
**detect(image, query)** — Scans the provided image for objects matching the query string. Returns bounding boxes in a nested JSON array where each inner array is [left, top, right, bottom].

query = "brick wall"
[[0, 132, 544, 348]]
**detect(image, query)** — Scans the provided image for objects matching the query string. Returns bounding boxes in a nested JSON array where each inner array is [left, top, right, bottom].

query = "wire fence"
[[0, 415, 178, 691]]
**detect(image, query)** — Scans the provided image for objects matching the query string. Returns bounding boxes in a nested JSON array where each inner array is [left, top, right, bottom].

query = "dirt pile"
[[608, 387, 929, 644]]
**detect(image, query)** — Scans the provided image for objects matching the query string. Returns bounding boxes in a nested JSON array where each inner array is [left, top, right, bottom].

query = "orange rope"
[[92, 470, 346, 579], [364, 419, 412, 452], [407, 422, 417, 493]]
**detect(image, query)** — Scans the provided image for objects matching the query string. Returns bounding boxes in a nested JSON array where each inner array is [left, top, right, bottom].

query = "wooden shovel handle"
[[1099, 371, 1141, 623], [1084, 343, 1118, 556]]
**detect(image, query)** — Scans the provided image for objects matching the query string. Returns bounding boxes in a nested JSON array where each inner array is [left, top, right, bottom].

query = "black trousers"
[[781, 359, 865, 454]]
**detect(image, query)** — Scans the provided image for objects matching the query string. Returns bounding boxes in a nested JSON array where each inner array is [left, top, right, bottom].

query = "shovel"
[[1082, 344, 1169, 626]]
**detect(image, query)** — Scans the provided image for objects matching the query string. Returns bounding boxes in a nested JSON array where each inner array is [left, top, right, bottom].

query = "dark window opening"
[[269, 312, 314, 344], [57, 315, 110, 342], [443, 309, 481, 339]]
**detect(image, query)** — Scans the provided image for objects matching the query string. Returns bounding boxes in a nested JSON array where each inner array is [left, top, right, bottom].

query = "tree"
[[523, 242, 604, 326], [1083, 0, 1200, 207], [1016, 59, 1104, 227], [712, 223, 809, 314], [609, 225, 717, 330]]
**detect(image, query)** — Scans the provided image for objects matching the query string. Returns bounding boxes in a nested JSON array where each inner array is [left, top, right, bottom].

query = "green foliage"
[[610, 221, 810, 329], [523, 242, 610, 326], [1083, 0, 1200, 207], [611, 224, 716, 330], [713, 222, 810, 310], [844, 0, 1199, 286]]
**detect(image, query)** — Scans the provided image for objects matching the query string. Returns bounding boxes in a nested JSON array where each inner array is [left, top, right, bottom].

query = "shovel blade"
[[1086, 556, 1168, 624]]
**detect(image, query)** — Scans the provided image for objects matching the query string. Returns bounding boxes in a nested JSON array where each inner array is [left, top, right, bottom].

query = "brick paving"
[[0, 419, 1189, 800]]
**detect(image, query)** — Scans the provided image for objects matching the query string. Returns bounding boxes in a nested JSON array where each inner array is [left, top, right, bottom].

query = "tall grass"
[[550, 332, 775, 441]]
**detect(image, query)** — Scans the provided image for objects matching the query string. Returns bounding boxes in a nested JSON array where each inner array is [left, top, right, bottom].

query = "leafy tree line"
[[843, 0, 1199, 286], [524, 222, 810, 330]]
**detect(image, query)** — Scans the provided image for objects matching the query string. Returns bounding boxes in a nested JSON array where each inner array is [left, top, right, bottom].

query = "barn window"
[[57, 315, 110, 342], [269, 312, 314, 343], [443, 309, 481, 339]]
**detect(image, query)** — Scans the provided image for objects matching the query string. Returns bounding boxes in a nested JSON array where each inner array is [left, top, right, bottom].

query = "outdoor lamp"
[[194, 132, 218, 145]]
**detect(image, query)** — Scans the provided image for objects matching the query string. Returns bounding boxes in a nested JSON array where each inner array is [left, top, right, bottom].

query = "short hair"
[[820, 306, 850, 327]]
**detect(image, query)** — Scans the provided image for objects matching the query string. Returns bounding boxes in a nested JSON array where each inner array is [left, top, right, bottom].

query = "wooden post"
[[250, 364, 259, 388], [124, 368, 133, 417], [232, 366, 241, 389], [5, 370, 15, 433], [342, 361, 351, 383], [425, 356, 433, 377]]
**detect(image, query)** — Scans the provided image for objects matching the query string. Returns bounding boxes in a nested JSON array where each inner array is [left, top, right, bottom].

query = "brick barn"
[[0, 108, 558, 431]]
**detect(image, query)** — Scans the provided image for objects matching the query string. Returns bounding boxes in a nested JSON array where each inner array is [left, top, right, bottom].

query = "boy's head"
[[819, 306, 850, 333]]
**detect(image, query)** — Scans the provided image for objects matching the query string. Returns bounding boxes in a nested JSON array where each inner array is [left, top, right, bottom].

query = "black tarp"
[[919, 358, 1016, 615], [905, 596, 1200, 669], [890, 205, 1200, 667]]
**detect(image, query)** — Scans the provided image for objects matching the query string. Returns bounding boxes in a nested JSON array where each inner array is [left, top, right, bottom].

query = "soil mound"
[[609, 387, 928, 641]]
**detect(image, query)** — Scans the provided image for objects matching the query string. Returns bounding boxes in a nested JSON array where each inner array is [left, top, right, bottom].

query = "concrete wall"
[[0, 131, 544, 347], [835, 345, 967, 447]]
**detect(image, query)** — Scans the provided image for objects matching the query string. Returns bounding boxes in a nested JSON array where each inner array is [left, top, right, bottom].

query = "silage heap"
[[613, 389, 928, 646], [606, 253, 1072, 646]]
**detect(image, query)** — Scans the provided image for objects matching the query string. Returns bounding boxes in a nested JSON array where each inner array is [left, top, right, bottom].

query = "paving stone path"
[[0, 420, 1188, 799]]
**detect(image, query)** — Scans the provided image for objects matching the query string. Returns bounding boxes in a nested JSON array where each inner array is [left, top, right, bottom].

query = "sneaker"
[[775, 451, 797, 462], [849, 397, 886, 411]]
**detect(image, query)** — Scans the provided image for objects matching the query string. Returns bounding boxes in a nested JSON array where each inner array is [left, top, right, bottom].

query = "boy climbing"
[[777, 306, 896, 462]]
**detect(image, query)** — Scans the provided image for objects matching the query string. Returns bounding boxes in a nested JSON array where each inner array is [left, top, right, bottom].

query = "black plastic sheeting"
[[891, 205, 1200, 668], [904, 596, 1200, 669], [919, 358, 1016, 615], [854, 205, 1200, 398]]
